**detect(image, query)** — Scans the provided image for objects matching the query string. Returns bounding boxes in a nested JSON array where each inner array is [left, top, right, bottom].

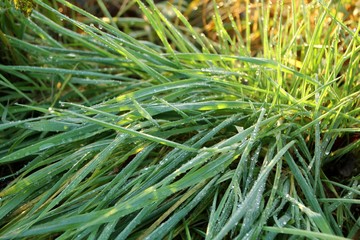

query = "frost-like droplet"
[[39, 143, 55, 151]]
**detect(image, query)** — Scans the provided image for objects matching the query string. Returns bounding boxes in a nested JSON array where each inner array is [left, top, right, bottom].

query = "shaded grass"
[[0, 0, 359, 239]]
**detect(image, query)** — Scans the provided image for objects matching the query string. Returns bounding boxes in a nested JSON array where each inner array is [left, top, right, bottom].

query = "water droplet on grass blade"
[[39, 143, 55, 151]]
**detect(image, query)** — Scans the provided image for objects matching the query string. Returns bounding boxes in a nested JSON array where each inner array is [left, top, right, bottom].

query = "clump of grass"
[[0, 0, 359, 239]]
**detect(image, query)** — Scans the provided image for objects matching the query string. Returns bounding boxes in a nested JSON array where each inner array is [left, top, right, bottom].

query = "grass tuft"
[[0, 0, 359, 239]]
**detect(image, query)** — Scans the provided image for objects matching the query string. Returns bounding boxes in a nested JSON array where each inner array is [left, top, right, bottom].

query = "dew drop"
[[39, 143, 55, 151]]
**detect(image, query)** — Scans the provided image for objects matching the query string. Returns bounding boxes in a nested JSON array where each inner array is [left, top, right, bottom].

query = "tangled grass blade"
[[0, 0, 359, 239]]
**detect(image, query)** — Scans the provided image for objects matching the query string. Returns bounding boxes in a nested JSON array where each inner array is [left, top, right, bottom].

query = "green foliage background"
[[0, 0, 359, 239]]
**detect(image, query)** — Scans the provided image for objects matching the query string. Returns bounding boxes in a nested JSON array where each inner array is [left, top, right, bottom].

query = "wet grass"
[[0, 0, 359, 239]]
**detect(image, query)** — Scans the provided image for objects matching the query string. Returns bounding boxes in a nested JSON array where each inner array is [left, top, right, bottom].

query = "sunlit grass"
[[0, 0, 359, 239]]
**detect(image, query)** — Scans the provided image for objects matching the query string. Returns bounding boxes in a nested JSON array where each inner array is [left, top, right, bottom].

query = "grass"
[[0, 0, 359, 239]]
